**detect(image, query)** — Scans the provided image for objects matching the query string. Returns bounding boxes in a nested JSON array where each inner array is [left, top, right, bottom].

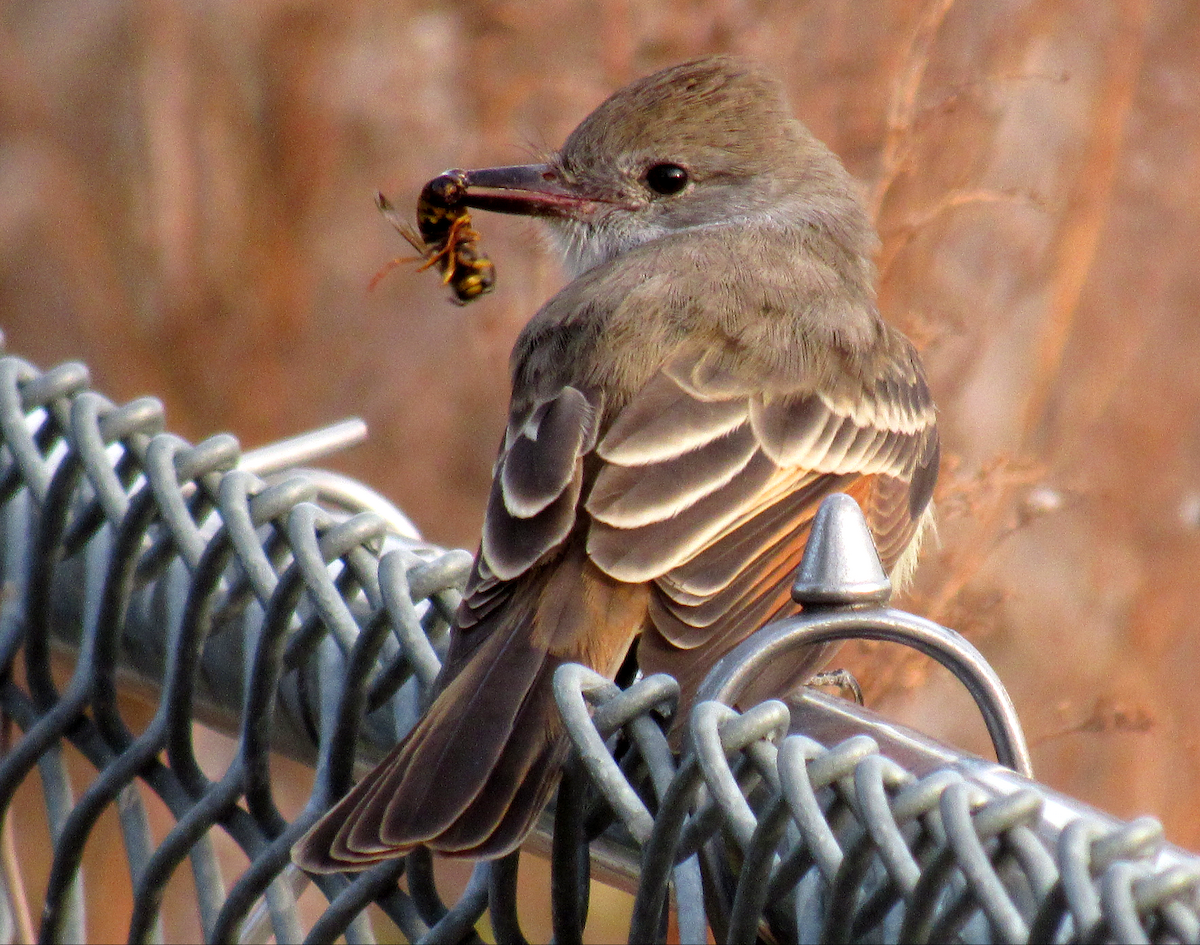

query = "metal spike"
[[791, 493, 892, 607]]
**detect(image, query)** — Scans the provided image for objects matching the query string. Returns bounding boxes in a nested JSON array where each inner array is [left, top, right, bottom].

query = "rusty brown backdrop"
[[2, 0, 1199, 940]]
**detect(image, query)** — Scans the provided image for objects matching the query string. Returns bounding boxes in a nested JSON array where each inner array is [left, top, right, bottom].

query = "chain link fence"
[[0, 351, 1197, 943]]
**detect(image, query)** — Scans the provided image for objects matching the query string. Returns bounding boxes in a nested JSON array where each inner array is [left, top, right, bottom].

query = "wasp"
[[372, 172, 496, 304]]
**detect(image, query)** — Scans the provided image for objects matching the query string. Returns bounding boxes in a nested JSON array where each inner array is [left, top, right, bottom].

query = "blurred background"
[[2, 0, 1200, 939]]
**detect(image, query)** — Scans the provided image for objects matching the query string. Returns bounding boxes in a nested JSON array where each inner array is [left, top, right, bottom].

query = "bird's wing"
[[585, 336, 939, 699], [455, 321, 937, 704], [448, 384, 609, 666]]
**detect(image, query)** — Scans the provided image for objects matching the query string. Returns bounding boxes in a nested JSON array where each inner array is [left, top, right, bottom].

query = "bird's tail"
[[293, 626, 567, 871]]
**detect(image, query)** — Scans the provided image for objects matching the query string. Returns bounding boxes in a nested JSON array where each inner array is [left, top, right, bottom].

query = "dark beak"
[[453, 164, 606, 219]]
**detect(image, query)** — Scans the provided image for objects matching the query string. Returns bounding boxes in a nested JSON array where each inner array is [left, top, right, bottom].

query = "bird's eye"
[[645, 163, 689, 196]]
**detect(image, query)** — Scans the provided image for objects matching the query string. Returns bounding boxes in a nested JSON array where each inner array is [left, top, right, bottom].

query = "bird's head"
[[454, 56, 873, 278]]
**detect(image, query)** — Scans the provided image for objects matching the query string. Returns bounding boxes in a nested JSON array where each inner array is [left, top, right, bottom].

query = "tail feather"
[[382, 651, 543, 842], [385, 658, 561, 854], [293, 550, 649, 872], [460, 739, 567, 858], [434, 719, 566, 857], [293, 618, 560, 872]]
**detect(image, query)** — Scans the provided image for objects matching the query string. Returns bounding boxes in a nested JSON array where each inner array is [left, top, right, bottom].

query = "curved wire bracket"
[[694, 492, 1034, 778]]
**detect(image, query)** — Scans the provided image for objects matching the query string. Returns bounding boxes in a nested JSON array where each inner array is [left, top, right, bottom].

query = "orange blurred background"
[[3, 0, 1200, 937]]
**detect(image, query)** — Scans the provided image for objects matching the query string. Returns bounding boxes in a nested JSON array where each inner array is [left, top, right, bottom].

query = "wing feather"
[[469, 328, 936, 722], [587, 339, 938, 685], [597, 370, 748, 464], [500, 388, 595, 517], [586, 422, 758, 527], [480, 386, 598, 581]]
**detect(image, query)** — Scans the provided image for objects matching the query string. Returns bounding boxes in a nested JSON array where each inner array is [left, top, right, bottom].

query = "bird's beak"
[[454, 164, 607, 220]]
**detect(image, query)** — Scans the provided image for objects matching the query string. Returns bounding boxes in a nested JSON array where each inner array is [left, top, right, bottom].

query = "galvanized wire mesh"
[[0, 352, 1197, 944]]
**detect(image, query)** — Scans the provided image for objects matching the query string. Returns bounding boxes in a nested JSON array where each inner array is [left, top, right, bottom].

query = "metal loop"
[[143, 433, 240, 570], [690, 700, 791, 853], [554, 664, 658, 844], [695, 606, 1033, 778], [853, 754, 922, 896], [71, 392, 164, 525], [0, 358, 88, 502]]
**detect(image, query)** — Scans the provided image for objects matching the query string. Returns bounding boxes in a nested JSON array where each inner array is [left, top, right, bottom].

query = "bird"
[[294, 54, 939, 871]]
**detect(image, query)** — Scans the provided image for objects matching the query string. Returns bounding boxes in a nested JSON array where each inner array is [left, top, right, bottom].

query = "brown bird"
[[294, 55, 938, 870]]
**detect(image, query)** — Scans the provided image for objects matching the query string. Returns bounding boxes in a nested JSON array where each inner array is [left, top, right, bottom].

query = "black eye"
[[645, 163, 689, 196]]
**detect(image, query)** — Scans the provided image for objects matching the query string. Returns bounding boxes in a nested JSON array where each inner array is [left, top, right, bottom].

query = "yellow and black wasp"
[[372, 172, 496, 304]]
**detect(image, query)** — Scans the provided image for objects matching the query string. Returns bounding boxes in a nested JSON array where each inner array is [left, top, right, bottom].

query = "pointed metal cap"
[[791, 493, 892, 607]]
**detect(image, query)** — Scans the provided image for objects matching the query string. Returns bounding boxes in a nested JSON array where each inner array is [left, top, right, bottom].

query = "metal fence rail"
[[0, 352, 1196, 944]]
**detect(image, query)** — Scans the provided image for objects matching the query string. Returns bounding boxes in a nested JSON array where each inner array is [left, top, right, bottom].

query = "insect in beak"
[[373, 172, 496, 305]]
